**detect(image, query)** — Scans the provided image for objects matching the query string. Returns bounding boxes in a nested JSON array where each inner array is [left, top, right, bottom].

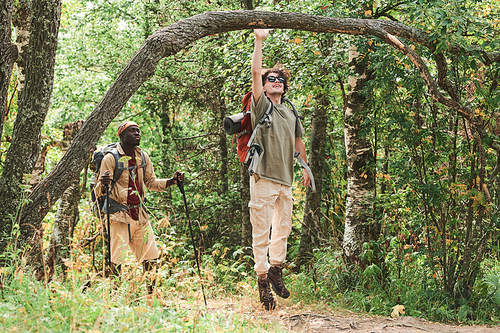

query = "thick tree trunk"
[[0, 0, 61, 265], [296, 92, 329, 269], [342, 45, 378, 266], [29, 142, 61, 187], [0, 0, 18, 141], [45, 179, 80, 281], [3, 10, 490, 262], [240, 163, 251, 255], [217, 95, 229, 194], [44, 121, 83, 281]]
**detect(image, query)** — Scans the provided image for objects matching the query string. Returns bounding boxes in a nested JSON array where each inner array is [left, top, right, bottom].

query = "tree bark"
[[240, 162, 252, 256], [29, 141, 61, 188], [45, 121, 83, 281], [216, 93, 229, 194], [242, 0, 254, 10], [12, 0, 30, 95], [296, 92, 329, 269], [0, 0, 61, 263], [0, 0, 18, 141], [3, 10, 493, 260], [238, 0, 252, 259], [342, 45, 377, 266], [45, 179, 80, 281]]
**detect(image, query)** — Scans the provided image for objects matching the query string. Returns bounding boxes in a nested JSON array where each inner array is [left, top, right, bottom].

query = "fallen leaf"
[[391, 304, 405, 318]]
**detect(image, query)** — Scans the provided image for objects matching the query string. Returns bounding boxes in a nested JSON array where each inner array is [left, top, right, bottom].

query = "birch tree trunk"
[[296, 92, 329, 268], [342, 45, 378, 266]]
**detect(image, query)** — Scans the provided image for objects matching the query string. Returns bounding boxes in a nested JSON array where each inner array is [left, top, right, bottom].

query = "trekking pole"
[[177, 180, 208, 310], [104, 172, 112, 273]]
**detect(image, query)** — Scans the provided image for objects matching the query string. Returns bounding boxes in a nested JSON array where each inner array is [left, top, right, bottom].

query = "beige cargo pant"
[[249, 175, 293, 276], [110, 218, 159, 265]]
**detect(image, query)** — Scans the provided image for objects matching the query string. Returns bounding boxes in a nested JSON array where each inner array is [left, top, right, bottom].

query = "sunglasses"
[[266, 75, 286, 83]]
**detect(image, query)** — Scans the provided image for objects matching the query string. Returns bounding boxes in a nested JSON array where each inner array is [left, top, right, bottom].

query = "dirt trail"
[[202, 297, 499, 333], [282, 313, 499, 332]]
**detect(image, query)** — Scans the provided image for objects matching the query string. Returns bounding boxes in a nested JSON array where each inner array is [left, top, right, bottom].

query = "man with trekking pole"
[[97, 121, 184, 294], [249, 29, 311, 310]]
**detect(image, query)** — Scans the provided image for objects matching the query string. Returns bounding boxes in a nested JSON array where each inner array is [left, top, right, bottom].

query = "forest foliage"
[[1, 0, 500, 329]]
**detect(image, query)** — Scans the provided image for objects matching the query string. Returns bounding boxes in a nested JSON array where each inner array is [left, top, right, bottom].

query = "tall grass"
[[3, 245, 500, 331], [0, 257, 285, 332], [0, 210, 286, 332], [3, 197, 500, 331]]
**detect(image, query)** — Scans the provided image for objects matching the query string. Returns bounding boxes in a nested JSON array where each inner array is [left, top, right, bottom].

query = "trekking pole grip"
[[175, 175, 185, 194]]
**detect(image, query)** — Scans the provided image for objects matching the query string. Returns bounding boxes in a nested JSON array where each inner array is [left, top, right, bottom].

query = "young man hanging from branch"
[[250, 29, 311, 310], [96, 121, 184, 294]]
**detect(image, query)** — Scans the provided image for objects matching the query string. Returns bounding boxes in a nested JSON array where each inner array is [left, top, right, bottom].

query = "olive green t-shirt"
[[250, 93, 304, 186]]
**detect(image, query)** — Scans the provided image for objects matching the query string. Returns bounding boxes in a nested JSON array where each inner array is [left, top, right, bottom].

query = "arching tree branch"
[[16, 10, 499, 252]]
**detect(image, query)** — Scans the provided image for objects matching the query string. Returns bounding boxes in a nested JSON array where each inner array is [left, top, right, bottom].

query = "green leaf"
[[494, 289, 500, 306], [363, 264, 381, 277], [458, 305, 469, 322], [119, 156, 132, 163]]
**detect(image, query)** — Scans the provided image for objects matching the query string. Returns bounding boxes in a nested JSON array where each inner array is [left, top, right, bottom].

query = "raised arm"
[[251, 29, 270, 103]]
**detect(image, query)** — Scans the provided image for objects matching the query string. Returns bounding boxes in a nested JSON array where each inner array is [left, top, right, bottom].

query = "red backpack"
[[223, 92, 316, 191], [236, 92, 254, 163], [224, 91, 273, 163]]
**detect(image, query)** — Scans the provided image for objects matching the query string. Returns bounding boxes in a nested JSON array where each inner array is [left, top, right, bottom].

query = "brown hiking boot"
[[268, 265, 290, 299], [258, 276, 276, 310]]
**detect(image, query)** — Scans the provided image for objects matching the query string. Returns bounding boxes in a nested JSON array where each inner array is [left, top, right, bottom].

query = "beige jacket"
[[95, 144, 168, 224]]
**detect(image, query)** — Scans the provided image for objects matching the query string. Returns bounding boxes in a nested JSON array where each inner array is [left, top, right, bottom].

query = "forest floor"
[[162, 295, 500, 332]]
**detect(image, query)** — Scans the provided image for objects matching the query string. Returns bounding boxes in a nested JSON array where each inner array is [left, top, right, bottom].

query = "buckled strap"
[[103, 197, 143, 215], [237, 130, 250, 139], [246, 144, 262, 176]]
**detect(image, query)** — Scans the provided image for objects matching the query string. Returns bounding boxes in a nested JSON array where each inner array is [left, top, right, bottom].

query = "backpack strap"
[[109, 147, 147, 188], [139, 150, 146, 181], [246, 98, 274, 149], [110, 149, 124, 187], [282, 96, 304, 121], [103, 196, 144, 214]]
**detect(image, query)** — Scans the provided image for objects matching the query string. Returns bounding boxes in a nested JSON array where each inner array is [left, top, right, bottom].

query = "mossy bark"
[[44, 121, 83, 281], [0, 0, 18, 140], [240, 163, 251, 256], [12, 0, 30, 94], [0, 0, 61, 268]]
